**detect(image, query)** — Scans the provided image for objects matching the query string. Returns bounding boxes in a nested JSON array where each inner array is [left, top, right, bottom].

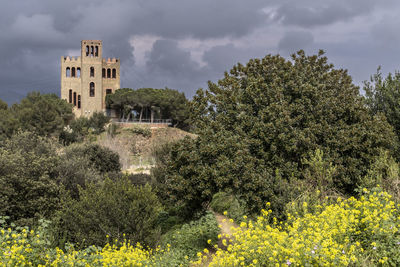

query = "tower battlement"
[[62, 56, 81, 62], [61, 40, 120, 117], [102, 58, 120, 64]]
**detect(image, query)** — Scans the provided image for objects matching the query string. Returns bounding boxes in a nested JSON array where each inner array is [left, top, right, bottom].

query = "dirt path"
[[214, 212, 238, 238], [196, 212, 239, 266]]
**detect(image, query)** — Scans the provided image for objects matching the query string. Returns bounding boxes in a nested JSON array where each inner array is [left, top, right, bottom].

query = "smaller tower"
[[61, 40, 120, 117]]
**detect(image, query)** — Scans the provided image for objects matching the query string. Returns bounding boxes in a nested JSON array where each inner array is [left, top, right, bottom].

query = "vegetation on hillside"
[[2, 50, 400, 266]]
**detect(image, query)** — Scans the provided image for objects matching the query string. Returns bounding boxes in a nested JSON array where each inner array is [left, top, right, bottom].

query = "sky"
[[1, 0, 400, 104]]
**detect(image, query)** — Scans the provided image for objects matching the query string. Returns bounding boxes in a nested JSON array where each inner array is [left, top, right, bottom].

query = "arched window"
[[69, 89, 72, 103], [71, 67, 76, 77], [73, 92, 77, 106], [90, 82, 95, 97], [107, 68, 111, 78], [112, 68, 116, 78], [95, 46, 99, 57], [102, 68, 106, 78], [106, 89, 112, 95], [78, 95, 81, 109], [90, 67, 95, 77], [91, 46, 94, 57], [77, 67, 81, 78], [66, 67, 70, 77], [86, 46, 89, 56]]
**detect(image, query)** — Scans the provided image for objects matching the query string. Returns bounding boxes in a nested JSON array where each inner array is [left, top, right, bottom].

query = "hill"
[[96, 123, 194, 174]]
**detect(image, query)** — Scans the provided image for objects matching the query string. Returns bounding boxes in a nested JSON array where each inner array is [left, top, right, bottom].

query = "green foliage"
[[159, 211, 219, 261], [123, 126, 152, 137], [364, 67, 400, 146], [0, 109, 19, 141], [210, 192, 246, 222], [53, 177, 162, 248], [0, 132, 60, 227], [361, 149, 400, 199], [88, 111, 110, 134], [11, 92, 73, 137], [0, 99, 7, 110], [65, 143, 121, 174], [106, 122, 119, 137], [155, 50, 397, 219], [59, 112, 110, 145], [56, 151, 101, 200], [106, 87, 190, 129]]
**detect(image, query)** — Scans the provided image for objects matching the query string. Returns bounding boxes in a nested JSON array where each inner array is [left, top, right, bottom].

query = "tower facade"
[[61, 40, 120, 117]]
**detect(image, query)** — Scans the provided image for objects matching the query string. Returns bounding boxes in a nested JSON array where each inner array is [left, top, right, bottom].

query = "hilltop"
[[96, 123, 195, 174]]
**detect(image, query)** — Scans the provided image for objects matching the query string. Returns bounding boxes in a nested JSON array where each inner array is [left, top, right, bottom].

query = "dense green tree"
[[0, 109, 19, 141], [106, 87, 189, 129], [154, 50, 397, 218], [65, 143, 121, 174], [364, 67, 400, 146], [53, 177, 162, 248], [0, 99, 7, 110], [11, 92, 73, 137], [0, 132, 60, 226]]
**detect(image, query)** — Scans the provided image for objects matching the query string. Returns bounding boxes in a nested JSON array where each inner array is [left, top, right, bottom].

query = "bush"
[[210, 192, 246, 222], [65, 143, 121, 174], [197, 188, 400, 266], [159, 211, 219, 262], [0, 132, 60, 227], [53, 177, 162, 248], [155, 50, 397, 220]]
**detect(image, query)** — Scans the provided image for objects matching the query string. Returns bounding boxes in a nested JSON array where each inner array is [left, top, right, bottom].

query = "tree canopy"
[[155, 50, 397, 218], [364, 67, 400, 148], [8, 92, 74, 137], [106, 87, 189, 129]]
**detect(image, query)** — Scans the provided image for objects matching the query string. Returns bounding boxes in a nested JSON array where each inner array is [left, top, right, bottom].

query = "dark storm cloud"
[[0, 0, 271, 103], [1, 0, 400, 104], [278, 31, 314, 54], [272, 0, 393, 27]]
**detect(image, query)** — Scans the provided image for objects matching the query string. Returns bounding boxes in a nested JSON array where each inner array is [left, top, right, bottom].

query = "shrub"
[[65, 143, 121, 174], [53, 177, 162, 248], [160, 211, 219, 257], [197, 188, 400, 266], [0, 132, 60, 227], [155, 50, 397, 220], [210, 191, 246, 222]]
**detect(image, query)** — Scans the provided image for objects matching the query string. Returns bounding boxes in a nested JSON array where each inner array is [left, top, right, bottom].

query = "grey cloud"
[[278, 31, 314, 54], [272, 0, 393, 27], [1, 0, 400, 104]]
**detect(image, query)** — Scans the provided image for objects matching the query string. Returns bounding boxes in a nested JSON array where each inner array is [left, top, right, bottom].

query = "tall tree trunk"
[[151, 107, 154, 123], [139, 107, 143, 123]]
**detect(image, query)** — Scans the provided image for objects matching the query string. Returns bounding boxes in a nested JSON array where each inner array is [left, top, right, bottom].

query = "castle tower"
[[61, 40, 120, 117]]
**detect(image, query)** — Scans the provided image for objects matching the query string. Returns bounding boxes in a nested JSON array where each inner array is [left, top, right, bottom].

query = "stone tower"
[[61, 40, 120, 117]]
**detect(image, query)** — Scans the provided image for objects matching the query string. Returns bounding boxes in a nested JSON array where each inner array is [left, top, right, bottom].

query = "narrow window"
[[112, 68, 116, 78], [73, 92, 77, 106], [91, 46, 94, 57], [106, 89, 112, 95], [71, 67, 76, 77], [90, 82, 95, 97], [107, 68, 111, 78], [86, 46, 89, 56], [66, 67, 70, 77], [78, 95, 81, 109], [69, 89, 72, 103], [102, 68, 106, 78], [77, 67, 81, 78], [95, 46, 99, 57], [90, 67, 95, 77]]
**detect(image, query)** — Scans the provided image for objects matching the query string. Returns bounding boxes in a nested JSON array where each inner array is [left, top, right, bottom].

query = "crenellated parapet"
[[62, 56, 81, 62], [102, 58, 120, 64]]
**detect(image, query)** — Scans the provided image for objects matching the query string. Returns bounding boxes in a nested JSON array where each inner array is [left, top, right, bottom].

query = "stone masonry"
[[61, 40, 120, 117]]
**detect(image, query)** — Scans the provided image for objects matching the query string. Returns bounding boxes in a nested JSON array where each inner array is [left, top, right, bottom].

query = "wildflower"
[[286, 259, 291, 265]]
